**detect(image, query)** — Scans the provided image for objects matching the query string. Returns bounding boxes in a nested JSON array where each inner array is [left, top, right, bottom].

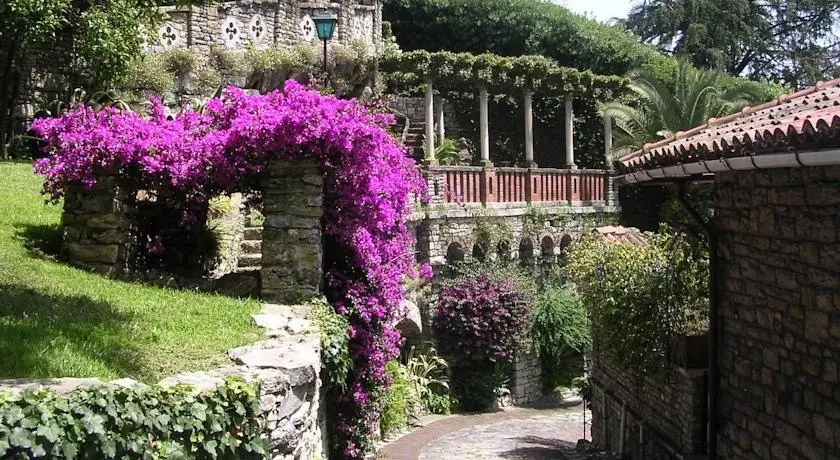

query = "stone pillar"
[[435, 95, 445, 141], [61, 176, 135, 275], [603, 116, 618, 208], [603, 114, 613, 164], [524, 91, 536, 168], [424, 81, 437, 164], [479, 87, 492, 167], [261, 161, 324, 303], [564, 97, 576, 169], [512, 350, 543, 406]]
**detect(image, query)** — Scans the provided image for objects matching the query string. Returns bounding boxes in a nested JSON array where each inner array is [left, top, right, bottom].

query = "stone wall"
[[0, 303, 327, 459], [714, 166, 840, 459], [590, 350, 708, 459], [512, 351, 542, 406], [261, 161, 324, 303], [60, 176, 136, 275], [151, 0, 382, 55]]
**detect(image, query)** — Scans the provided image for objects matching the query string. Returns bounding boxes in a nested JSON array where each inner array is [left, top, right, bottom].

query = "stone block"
[[65, 243, 119, 263]]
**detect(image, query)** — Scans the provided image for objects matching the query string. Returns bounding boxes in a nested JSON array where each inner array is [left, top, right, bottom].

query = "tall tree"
[[600, 59, 763, 158], [623, 0, 840, 86]]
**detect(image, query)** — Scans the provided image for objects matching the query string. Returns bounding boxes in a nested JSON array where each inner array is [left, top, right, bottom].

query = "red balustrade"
[[426, 166, 609, 206]]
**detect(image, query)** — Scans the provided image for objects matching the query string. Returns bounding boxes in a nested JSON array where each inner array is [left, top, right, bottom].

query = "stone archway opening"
[[446, 242, 465, 264], [541, 236, 555, 263], [497, 240, 511, 262], [518, 238, 534, 266], [472, 243, 487, 262]]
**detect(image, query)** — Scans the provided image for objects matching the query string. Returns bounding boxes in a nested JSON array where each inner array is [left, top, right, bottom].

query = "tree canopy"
[[600, 59, 765, 157], [623, 0, 840, 86]]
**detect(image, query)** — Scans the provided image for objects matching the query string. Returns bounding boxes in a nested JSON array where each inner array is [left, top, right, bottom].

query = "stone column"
[[512, 350, 543, 406], [524, 91, 536, 168], [435, 95, 445, 141], [603, 114, 613, 164], [603, 115, 617, 208], [479, 87, 492, 167], [564, 97, 576, 169], [261, 161, 324, 303], [424, 81, 437, 164], [61, 176, 135, 275]]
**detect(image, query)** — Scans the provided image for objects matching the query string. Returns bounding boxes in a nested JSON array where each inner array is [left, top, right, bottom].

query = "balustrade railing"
[[426, 165, 611, 206]]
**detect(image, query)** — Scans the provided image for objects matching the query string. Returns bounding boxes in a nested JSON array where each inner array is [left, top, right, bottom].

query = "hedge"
[[0, 378, 266, 459]]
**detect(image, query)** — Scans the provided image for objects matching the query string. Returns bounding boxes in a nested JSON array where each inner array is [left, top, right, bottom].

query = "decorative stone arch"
[[559, 234, 573, 253], [445, 241, 466, 264], [540, 235, 555, 263], [518, 237, 535, 266]]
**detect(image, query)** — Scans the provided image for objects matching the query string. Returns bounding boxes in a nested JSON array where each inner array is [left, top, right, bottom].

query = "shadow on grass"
[[14, 222, 62, 260], [498, 436, 577, 459], [0, 283, 144, 379]]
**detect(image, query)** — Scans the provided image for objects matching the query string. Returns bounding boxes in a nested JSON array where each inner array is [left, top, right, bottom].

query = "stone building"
[[605, 79, 840, 458]]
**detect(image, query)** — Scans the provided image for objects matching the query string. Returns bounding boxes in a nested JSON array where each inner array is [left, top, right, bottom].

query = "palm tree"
[[601, 59, 764, 160]]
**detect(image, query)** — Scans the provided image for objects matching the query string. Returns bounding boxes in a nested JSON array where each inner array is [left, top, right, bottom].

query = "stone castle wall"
[[714, 166, 840, 459]]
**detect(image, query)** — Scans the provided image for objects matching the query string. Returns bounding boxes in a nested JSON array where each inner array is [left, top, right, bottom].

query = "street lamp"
[[312, 10, 338, 82]]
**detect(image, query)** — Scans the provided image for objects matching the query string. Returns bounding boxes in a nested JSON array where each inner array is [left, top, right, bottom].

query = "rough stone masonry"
[[714, 166, 840, 459]]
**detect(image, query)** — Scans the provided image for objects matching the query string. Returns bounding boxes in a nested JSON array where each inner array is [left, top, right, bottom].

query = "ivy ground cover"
[[0, 161, 262, 381]]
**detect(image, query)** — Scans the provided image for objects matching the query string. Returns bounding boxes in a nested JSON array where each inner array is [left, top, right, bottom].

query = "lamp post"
[[312, 10, 338, 87]]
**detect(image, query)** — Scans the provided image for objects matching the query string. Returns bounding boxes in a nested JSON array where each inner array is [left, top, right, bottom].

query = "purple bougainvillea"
[[433, 275, 531, 363], [32, 80, 428, 458]]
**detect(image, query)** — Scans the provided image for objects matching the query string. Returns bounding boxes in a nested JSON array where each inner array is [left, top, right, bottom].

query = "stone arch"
[[559, 234, 573, 252], [497, 240, 512, 262], [472, 243, 487, 262], [541, 235, 555, 262], [445, 242, 465, 264], [519, 238, 535, 266]]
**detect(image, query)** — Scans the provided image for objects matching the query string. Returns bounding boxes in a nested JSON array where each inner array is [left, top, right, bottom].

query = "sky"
[[557, 0, 635, 23]]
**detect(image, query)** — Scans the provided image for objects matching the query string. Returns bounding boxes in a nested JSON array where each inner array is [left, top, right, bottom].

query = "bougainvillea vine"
[[33, 80, 429, 458]]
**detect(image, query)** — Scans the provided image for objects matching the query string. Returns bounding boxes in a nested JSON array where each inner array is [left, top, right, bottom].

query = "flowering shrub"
[[433, 275, 530, 363], [32, 80, 428, 458]]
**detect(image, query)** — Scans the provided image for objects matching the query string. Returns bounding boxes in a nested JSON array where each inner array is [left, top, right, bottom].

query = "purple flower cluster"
[[32, 80, 428, 458], [433, 275, 531, 363]]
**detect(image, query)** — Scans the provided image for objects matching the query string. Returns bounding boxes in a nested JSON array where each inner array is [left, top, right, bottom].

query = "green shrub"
[[450, 361, 510, 412], [122, 54, 174, 93], [380, 360, 417, 436], [529, 284, 590, 391], [403, 345, 450, 413], [0, 378, 266, 458], [310, 298, 352, 392], [425, 394, 452, 415], [566, 230, 708, 377]]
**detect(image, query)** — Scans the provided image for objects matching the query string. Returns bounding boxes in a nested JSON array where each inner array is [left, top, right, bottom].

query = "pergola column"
[[564, 97, 576, 169], [479, 87, 492, 167], [435, 95, 445, 141], [424, 81, 437, 164], [604, 114, 613, 169], [524, 91, 536, 168]]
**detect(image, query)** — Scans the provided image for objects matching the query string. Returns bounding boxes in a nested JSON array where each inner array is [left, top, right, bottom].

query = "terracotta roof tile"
[[618, 78, 840, 173], [593, 226, 647, 245]]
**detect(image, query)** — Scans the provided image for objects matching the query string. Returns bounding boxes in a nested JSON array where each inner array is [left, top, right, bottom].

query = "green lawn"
[[0, 161, 262, 382]]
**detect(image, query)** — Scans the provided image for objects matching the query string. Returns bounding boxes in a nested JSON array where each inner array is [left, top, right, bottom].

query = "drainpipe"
[[676, 181, 719, 459]]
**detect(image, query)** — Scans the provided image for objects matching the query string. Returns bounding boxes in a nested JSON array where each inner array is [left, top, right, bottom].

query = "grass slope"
[[0, 161, 262, 382]]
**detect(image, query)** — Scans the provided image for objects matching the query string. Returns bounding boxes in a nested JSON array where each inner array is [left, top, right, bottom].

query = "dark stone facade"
[[714, 166, 840, 459], [590, 351, 708, 459]]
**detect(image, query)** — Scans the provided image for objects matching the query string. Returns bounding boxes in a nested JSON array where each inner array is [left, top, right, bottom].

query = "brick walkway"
[[376, 406, 591, 460]]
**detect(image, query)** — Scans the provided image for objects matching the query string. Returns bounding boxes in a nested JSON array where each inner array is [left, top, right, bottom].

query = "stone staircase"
[[236, 226, 263, 272], [404, 122, 426, 159]]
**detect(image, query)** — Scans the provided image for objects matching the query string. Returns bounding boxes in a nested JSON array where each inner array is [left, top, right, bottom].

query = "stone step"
[[233, 266, 261, 274], [243, 227, 262, 240], [241, 239, 262, 254], [237, 253, 262, 268]]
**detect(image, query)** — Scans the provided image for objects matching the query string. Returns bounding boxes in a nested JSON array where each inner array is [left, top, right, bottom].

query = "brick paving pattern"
[[377, 407, 594, 460]]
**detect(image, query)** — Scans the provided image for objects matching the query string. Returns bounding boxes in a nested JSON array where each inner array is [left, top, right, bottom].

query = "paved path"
[[377, 407, 591, 460]]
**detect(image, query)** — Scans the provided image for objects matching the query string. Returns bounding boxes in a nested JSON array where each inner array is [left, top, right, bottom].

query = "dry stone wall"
[[714, 166, 840, 459], [0, 303, 327, 460], [512, 351, 542, 406]]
